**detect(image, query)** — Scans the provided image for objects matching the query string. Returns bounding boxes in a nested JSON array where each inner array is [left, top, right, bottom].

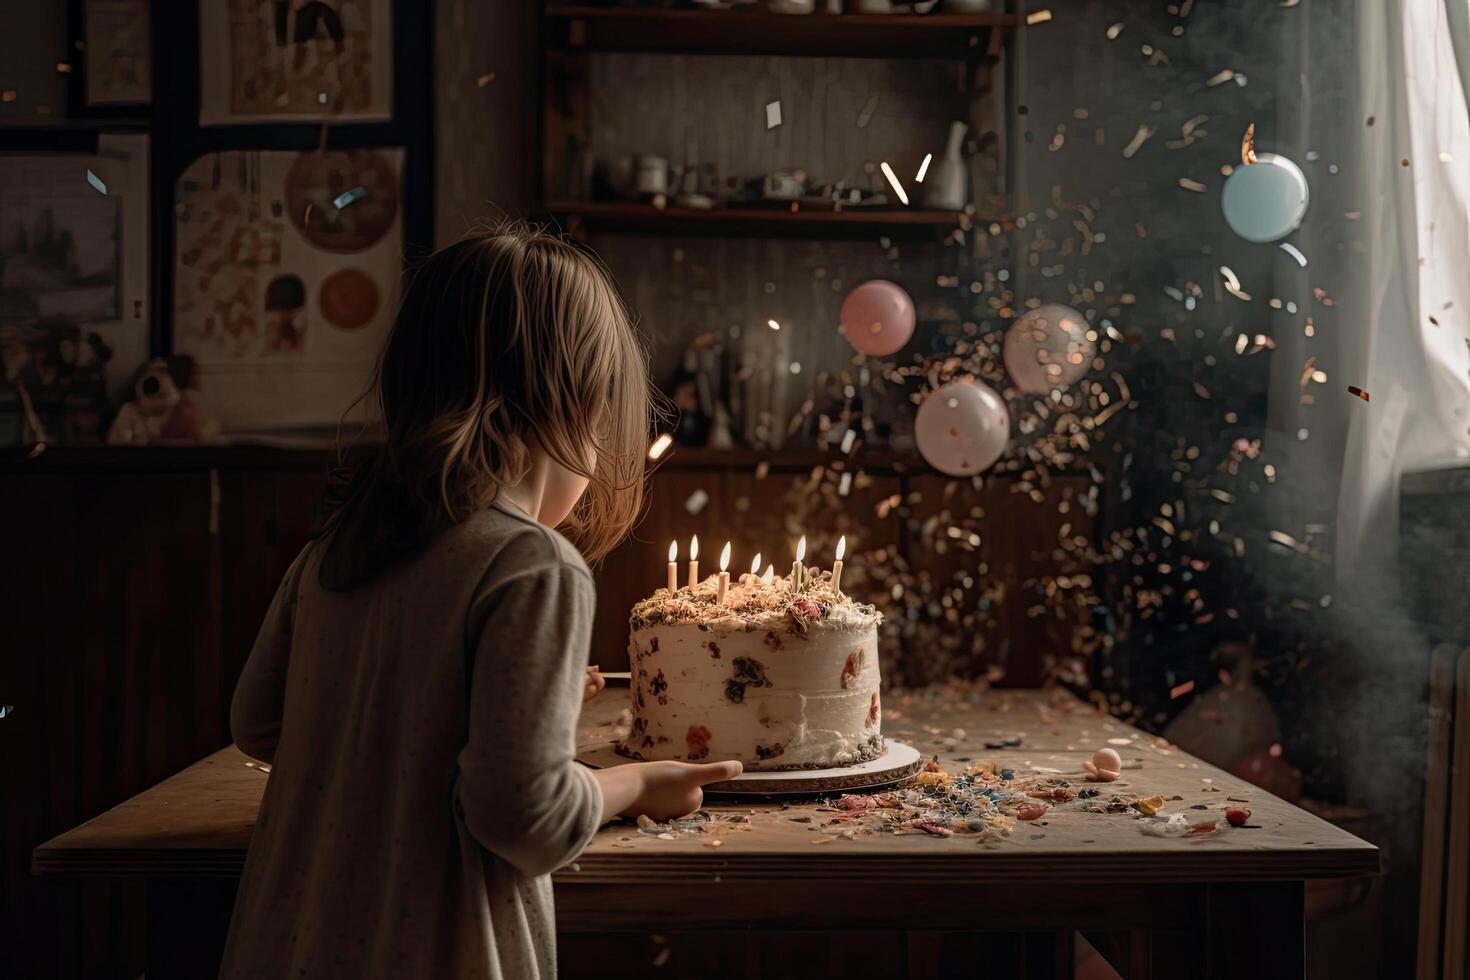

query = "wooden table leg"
[[1201, 881, 1305, 980], [145, 878, 239, 980]]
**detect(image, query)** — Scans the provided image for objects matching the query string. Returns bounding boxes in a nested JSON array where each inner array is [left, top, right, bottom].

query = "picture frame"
[[83, 0, 152, 107], [198, 0, 394, 125]]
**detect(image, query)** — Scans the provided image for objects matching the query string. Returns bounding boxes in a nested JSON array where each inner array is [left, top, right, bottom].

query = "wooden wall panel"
[[1, 468, 216, 978], [0, 456, 327, 979]]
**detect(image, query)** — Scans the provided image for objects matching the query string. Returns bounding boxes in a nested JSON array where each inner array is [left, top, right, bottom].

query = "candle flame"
[[689, 535, 699, 561], [795, 535, 806, 562], [835, 535, 846, 561], [749, 552, 762, 575], [668, 540, 678, 562], [763, 564, 774, 583], [719, 541, 731, 571]]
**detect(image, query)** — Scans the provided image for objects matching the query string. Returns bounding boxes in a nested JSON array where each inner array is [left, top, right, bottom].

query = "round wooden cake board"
[[576, 739, 923, 797]]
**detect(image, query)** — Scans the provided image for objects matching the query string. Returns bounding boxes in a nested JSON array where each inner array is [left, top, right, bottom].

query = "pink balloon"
[[1002, 303, 1095, 394], [914, 380, 1010, 476], [840, 279, 915, 357]]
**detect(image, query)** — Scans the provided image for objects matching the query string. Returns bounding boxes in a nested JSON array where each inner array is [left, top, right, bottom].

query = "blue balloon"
[[1221, 153, 1310, 243]]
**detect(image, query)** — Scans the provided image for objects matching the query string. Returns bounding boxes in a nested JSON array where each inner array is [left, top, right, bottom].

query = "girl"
[[222, 224, 741, 979]]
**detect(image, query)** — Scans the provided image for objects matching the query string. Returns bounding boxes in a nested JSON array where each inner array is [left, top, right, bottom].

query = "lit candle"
[[667, 540, 678, 595], [687, 535, 699, 590], [717, 541, 732, 604], [763, 564, 775, 586], [791, 535, 806, 592], [831, 534, 846, 595], [743, 551, 763, 588]]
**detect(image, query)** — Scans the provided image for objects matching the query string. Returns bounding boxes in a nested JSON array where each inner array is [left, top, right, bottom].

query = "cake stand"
[[576, 739, 923, 797]]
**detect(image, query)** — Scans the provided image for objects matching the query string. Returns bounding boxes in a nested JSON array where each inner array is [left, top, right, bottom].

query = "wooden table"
[[33, 687, 1376, 979]]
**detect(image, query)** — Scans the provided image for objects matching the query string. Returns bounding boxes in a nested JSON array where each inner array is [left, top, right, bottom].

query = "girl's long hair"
[[319, 222, 653, 589]]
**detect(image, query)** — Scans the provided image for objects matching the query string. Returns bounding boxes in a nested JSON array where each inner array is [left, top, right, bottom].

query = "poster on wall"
[[84, 0, 151, 106], [0, 136, 151, 446], [172, 148, 402, 431], [198, 0, 393, 124]]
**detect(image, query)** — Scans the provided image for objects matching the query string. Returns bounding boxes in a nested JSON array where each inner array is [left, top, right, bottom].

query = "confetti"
[[1026, 9, 1053, 25], [879, 161, 909, 206], [684, 489, 709, 515], [1178, 177, 1207, 192], [85, 170, 107, 195], [1, 90, 16, 102], [1347, 385, 1370, 402], [1170, 680, 1196, 699], [1121, 124, 1155, 159], [476, 72, 496, 87], [1106, 22, 1125, 39], [915, 153, 932, 183], [1279, 242, 1308, 267], [1206, 69, 1236, 87], [56, 62, 73, 74], [332, 186, 367, 209], [1134, 795, 1166, 816], [856, 95, 879, 128], [1269, 530, 1306, 552], [1219, 266, 1252, 301], [766, 101, 782, 129], [647, 434, 673, 460]]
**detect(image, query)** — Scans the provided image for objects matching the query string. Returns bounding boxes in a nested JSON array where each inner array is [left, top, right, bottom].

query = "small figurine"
[[1082, 747, 1123, 782], [107, 355, 221, 446]]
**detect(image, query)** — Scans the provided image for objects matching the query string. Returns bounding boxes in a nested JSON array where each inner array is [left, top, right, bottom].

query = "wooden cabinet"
[[1, 448, 329, 979]]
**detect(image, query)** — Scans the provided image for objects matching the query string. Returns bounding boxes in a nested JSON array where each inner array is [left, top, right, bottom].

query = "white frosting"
[[619, 619, 883, 771]]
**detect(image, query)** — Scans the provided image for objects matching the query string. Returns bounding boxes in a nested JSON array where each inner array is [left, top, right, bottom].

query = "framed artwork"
[[0, 0, 68, 123], [0, 136, 150, 446], [84, 0, 151, 106], [198, 0, 393, 124], [172, 148, 403, 431]]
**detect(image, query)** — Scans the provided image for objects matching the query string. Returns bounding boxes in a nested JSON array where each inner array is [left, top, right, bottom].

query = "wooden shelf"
[[544, 5, 1016, 58], [546, 199, 972, 237]]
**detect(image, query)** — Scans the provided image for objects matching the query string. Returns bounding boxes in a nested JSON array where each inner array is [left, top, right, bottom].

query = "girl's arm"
[[593, 759, 743, 824], [456, 555, 607, 878], [231, 548, 310, 764]]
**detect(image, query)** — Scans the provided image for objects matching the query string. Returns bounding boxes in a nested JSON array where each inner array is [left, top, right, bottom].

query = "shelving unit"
[[543, 5, 1015, 58], [544, 198, 979, 237], [537, 4, 1016, 243]]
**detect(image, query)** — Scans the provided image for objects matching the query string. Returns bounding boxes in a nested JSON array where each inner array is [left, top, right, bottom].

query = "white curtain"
[[1336, 0, 1470, 572]]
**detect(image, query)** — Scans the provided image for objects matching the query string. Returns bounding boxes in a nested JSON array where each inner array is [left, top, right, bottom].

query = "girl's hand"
[[583, 665, 605, 702], [625, 760, 743, 822]]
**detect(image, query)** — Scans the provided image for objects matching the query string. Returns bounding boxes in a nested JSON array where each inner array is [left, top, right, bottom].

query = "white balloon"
[[1003, 304, 1095, 394], [914, 380, 1010, 477]]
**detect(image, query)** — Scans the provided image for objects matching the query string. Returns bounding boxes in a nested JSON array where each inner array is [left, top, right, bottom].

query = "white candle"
[[687, 535, 699, 590], [741, 551, 763, 588], [791, 535, 806, 592], [667, 540, 678, 595], [717, 541, 732, 604], [830, 534, 846, 595]]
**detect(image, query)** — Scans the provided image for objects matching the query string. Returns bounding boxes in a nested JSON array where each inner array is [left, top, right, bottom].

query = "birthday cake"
[[619, 567, 884, 771]]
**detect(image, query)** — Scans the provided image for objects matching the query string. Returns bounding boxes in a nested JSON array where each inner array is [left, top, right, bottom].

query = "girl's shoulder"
[[454, 502, 592, 584]]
